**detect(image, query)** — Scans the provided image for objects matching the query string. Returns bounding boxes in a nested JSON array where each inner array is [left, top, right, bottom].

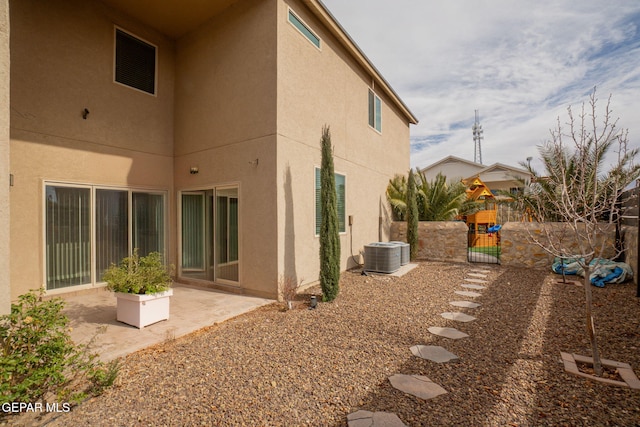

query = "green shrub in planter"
[[103, 249, 173, 295]]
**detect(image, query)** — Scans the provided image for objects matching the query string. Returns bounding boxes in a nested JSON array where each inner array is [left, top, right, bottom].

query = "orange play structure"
[[461, 177, 499, 247]]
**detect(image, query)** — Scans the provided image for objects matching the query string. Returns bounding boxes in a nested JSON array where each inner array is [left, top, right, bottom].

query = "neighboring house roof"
[[421, 155, 482, 173], [421, 155, 532, 188], [465, 162, 531, 182]]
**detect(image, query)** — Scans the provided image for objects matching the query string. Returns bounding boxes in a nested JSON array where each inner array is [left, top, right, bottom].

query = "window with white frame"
[[315, 168, 346, 235], [288, 8, 321, 48], [45, 184, 166, 290], [368, 89, 382, 132], [115, 28, 157, 95]]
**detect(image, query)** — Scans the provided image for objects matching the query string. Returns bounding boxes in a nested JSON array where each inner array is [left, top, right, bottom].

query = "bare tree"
[[519, 89, 640, 376]]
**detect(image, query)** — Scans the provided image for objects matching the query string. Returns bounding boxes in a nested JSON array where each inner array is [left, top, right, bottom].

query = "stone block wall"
[[500, 222, 616, 269], [390, 221, 468, 263], [388, 221, 636, 283]]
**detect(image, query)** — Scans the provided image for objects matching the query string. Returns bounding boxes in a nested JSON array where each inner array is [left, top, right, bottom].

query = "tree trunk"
[[583, 265, 603, 376]]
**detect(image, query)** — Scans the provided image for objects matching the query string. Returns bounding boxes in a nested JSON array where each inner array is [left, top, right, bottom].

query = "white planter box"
[[114, 289, 173, 329]]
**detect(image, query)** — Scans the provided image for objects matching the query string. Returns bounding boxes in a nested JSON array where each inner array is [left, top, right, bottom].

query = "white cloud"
[[322, 0, 640, 172]]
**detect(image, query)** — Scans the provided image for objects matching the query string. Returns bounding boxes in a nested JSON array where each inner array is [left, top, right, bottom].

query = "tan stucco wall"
[[173, 0, 279, 298], [0, 0, 10, 314], [275, 0, 410, 287], [9, 0, 175, 299]]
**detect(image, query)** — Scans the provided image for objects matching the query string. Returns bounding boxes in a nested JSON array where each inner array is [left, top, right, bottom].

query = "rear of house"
[[2, 0, 416, 312]]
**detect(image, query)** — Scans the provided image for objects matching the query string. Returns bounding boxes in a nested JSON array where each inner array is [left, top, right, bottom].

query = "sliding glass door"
[[45, 186, 91, 289], [216, 188, 239, 282], [95, 189, 128, 282], [181, 186, 239, 284], [45, 184, 167, 290]]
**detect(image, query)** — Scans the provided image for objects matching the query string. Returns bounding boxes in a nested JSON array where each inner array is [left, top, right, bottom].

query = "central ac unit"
[[364, 243, 401, 273]]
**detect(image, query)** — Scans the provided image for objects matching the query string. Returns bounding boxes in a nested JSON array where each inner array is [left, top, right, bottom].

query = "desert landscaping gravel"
[[7, 262, 640, 426]]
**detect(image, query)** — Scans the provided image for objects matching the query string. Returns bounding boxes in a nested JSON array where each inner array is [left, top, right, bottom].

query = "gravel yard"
[[8, 262, 640, 426]]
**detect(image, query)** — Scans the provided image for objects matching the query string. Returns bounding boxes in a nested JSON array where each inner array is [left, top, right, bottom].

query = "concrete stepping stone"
[[441, 312, 476, 322], [347, 410, 407, 427], [467, 272, 487, 278], [389, 374, 447, 400], [450, 300, 481, 308], [428, 326, 469, 339], [470, 269, 491, 274], [464, 278, 488, 284], [410, 345, 459, 363], [462, 283, 486, 290], [455, 290, 482, 298]]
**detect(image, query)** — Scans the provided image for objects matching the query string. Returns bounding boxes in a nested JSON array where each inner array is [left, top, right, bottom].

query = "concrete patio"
[[61, 285, 274, 362]]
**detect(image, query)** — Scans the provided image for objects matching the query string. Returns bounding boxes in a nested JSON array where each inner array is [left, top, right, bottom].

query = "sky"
[[321, 0, 640, 173]]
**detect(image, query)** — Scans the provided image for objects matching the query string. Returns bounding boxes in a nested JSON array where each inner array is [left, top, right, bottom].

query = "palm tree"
[[386, 174, 407, 221], [517, 132, 639, 223], [416, 171, 472, 221]]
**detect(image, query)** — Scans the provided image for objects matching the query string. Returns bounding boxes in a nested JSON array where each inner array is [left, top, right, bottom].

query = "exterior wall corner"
[[0, 0, 10, 315]]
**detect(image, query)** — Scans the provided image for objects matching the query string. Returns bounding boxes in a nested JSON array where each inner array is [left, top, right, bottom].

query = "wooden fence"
[[619, 180, 640, 296]]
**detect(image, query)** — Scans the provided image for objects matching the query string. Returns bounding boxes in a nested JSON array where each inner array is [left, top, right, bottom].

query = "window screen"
[[115, 29, 156, 94]]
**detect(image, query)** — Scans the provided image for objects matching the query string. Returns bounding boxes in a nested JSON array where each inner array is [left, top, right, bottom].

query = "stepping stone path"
[[461, 284, 485, 290], [440, 312, 476, 322], [428, 326, 469, 339], [347, 410, 407, 427], [351, 268, 492, 424], [388, 374, 448, 400], [464, 278, 488, 284], [467, 272, 487, 278], [454, 290, 482, 298], [410, 345, 459, 363], [450, 300, 481, 308]]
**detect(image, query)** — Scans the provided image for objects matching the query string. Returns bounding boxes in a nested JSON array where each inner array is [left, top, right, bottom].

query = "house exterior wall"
[[9, 0, 175, 299], [275, 0, 410, 287], [7, 0, 414, 302], [0, 0, 9, 314], [173, 0, 279, 298]]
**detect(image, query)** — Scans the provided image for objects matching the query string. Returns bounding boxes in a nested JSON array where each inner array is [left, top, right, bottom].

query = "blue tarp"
[[552, 257, 633, 287]]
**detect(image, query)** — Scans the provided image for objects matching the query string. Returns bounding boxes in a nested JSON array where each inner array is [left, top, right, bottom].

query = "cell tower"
[[472, 109, 483, 164]]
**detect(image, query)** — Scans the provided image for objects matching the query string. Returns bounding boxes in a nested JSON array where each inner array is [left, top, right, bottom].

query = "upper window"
[[315, 168, 346, 235], [115, 28, 157, 95], [288, 9, 321, 48], [368, 89, 382, 132]]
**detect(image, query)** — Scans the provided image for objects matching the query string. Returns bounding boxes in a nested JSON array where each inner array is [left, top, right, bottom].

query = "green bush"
[[0, 290, 118, 407], [103, 249, 173, 295], [406, 169, 419, 261], [319, 125, 340, 302]]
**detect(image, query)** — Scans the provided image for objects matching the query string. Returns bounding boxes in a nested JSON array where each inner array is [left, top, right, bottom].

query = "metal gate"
[[467, 224, 501, 264]]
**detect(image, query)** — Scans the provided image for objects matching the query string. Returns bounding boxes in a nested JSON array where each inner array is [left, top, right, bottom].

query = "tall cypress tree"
[[406, 168, 419, 261], [319, 125, 340, 302]]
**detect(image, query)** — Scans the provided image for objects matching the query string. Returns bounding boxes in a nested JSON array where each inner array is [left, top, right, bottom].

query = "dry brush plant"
[[279, 275, 304, 310]]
